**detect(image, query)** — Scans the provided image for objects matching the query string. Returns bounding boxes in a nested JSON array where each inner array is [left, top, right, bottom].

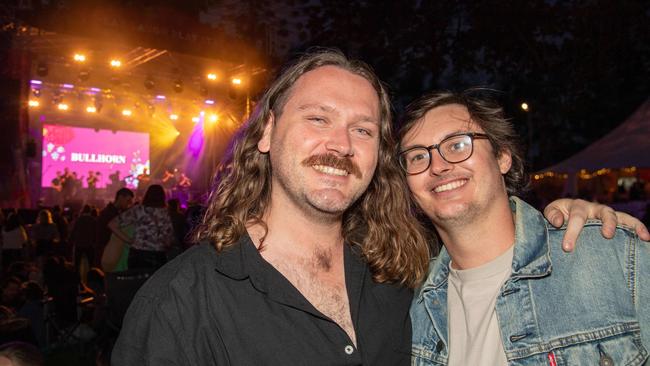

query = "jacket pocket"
[[549, 326, 648, 366]]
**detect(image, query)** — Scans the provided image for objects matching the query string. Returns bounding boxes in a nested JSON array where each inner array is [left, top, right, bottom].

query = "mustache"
[[301, 153, 362, 179]]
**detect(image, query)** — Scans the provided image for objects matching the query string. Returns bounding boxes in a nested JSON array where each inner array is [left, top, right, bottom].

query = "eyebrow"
[[297, 103, 379, 125], [402, 129, 475, 149]]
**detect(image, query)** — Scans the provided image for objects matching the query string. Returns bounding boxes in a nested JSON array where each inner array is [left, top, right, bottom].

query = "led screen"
[[41, 124, 150, 189]]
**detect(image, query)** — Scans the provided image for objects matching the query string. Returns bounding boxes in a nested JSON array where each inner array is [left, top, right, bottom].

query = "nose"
[[325, 127, 354, 157], [429, 148, 452, 176]]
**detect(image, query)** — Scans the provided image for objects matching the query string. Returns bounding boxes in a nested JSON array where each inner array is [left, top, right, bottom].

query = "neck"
[[247, 196, 345, 257], [436, 196, 515, 270]]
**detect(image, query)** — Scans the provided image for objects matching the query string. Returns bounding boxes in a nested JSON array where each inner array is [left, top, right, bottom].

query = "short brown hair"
[[398, 89, 528, 195]]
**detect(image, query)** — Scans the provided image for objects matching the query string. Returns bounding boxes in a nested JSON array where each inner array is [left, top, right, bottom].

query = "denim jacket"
[[411, 197, 649, 365]]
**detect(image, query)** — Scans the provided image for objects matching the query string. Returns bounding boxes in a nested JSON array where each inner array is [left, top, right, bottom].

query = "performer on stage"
[[136, 168, 151, 200], [87, 171, 99, 202]]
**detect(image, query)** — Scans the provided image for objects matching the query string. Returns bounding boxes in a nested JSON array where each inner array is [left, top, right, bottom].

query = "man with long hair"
[[113, 51, 644, 365]]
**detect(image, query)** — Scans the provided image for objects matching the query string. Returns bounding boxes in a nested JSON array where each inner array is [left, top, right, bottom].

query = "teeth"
[[313, 165, 348, 176], [434, 180, 466, 193]]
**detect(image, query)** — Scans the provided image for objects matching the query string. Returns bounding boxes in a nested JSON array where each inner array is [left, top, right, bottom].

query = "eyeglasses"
[[398, 132, 489, 175]]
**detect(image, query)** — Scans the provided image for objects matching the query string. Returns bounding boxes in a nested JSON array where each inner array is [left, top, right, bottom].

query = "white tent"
[[541, 98, 650, 173]]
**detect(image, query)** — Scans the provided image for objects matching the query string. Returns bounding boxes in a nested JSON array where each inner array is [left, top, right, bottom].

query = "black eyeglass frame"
[[398, 132, 490, 175]]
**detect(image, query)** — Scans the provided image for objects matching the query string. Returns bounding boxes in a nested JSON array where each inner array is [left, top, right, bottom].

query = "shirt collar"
[[213, 233, 369, 318], [509, 196, 552, 278]]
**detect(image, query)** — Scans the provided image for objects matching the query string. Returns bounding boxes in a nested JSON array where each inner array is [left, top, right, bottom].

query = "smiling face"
[[402, 104, 512, 226], [257, 65, 381, 219]]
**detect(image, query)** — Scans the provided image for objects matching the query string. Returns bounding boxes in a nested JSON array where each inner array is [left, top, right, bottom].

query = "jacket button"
[[435, 340, 444, 353], [599, 354, 614, 366], [344, 345, 354, 355]]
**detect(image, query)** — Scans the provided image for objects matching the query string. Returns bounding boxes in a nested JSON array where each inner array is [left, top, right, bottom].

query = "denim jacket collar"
[[509, 196, 553, 279], [417, 196, 552, 302]]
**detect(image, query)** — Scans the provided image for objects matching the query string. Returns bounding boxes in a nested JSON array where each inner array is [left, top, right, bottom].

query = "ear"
[[497, 149, 512, 175], [257, 112, 274, 153]]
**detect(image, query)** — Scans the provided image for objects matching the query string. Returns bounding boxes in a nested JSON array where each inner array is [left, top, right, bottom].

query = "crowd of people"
[[0, 185, 204, 364]]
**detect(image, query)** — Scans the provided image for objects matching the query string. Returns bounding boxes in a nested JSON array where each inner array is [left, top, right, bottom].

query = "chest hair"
[[267, 249, 357, 346]]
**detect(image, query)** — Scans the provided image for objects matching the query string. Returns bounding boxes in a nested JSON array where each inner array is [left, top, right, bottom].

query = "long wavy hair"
[[194, 49, 431, 288]]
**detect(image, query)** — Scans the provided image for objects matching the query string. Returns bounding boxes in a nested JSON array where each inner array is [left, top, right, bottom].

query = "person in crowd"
[[42, 255, 80, 329], [402, 91, 650, 364], [0, 277, 23, 312], [2, 214, 28, 271], [69, 205, 98, 273], [30, 210, 60, 258], [96, 189, 134, 266], [111, 50, 647, 365], [167, 199, 188, 253], [50, 206, 69, 252], [109, 184, 173, 271], [0, 341, 44, 366], [16, 281, 45, 348]]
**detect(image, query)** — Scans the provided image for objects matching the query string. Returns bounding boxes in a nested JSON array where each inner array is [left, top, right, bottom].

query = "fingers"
[[615, 212, 650, 241], [544, 207, 566, 228], [638, 225, 650, 241], [543, 198, 571, 228], [561, 205, 588, 252], [597, 207, 617, 239]]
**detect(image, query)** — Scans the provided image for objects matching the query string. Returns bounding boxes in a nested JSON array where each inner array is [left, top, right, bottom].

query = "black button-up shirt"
[[112, 235, 413, 365]]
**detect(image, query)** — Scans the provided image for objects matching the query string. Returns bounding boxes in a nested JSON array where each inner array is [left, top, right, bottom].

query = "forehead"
[[284, 65, 381, 118], [403, 104, 478, 145]]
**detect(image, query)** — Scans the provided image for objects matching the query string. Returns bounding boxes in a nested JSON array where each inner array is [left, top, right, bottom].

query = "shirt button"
[[344, 345, 354, 355]]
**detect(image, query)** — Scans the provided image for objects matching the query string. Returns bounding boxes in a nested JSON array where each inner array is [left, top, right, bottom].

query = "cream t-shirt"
[[447, 245, 514, 366]]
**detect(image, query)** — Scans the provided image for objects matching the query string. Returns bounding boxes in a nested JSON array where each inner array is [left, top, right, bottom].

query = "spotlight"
[[57, 103, 69, 111], [169, 114, 179, 120], [173, 79, 183, 93], [122, 109, 132, 116], [144, 75, 155, 90], [209, 114, 219, 123], [73, 53, 86, 62], [28, 100, 40, 107], [86, 106, 97, 113], [207, 73, 217, 80], [110, 59, 122, 68], [36, 62, 48, 77], [191, 116, 199, 123], [32, 88, 41, 97], [231, 78, 242, 85]]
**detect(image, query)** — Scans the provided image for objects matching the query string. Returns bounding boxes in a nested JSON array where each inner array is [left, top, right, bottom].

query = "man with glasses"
[[401, 91, 650, 365], [113, 50, 647, 365]]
